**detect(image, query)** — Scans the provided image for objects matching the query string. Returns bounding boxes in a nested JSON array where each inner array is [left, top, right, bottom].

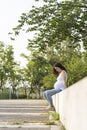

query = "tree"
[[22, 51, 49, 98], [10, 0, 87, 51], [0, 42, 6, 88], [0, 41, 20, 93], [9, 0, 87, 89]]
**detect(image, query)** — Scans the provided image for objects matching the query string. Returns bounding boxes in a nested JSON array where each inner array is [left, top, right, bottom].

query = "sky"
[[0, 0, 61, 67]]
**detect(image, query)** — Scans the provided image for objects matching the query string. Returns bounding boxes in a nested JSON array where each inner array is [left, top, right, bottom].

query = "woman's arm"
[[61, 70, 67, 89]]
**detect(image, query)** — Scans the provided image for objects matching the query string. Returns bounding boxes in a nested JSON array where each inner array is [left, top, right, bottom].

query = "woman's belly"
[[54, 81, 64, 90]]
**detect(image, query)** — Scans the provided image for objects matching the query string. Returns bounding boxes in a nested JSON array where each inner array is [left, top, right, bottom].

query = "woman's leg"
[[43, 89, 61, 107]]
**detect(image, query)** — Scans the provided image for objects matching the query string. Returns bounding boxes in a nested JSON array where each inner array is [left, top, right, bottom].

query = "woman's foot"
[[47, 106, 55, 111]]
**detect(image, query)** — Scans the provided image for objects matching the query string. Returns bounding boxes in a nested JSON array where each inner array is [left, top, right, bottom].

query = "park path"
[[0, 100, 63, 130]]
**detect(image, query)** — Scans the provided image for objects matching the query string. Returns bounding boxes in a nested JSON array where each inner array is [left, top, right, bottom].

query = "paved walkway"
[[0, 100, 63, 130]]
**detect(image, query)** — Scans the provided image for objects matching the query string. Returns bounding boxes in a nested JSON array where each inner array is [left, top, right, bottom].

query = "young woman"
[[43, 63, 67, 110]]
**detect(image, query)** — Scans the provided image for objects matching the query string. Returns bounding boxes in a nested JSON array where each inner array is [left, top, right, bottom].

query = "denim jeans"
[[43, 88, 62, 107]]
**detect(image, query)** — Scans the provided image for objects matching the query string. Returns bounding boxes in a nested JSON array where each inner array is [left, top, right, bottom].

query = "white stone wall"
[[52, 77, 87, 130]]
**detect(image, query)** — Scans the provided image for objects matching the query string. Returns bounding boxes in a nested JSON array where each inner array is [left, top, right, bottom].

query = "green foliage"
[[0, 42, 16, 88], [0, 41, 22, 96], [11, 0, 87, 51], [46, 121, 55, 125], [0, 88, 17, 99], [52, 112, 60, 120], [43, 73, 56, 89], [65, 52, 87, 86], [8, 0, 87, 94], [17, 93, 27, 99], [0, 89, 9, 99], [61, 124, 67, 130]]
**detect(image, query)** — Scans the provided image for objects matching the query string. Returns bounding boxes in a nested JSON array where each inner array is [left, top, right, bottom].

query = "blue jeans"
[[43, 88, 62, 107]]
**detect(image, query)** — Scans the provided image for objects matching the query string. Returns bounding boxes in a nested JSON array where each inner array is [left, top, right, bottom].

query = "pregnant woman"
[[43, 63, 67, 111]]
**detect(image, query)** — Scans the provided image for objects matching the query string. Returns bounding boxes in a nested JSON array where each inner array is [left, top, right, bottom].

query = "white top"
[[54, 70, 67, 90]]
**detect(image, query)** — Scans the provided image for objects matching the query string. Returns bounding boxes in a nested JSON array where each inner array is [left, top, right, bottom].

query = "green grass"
[[52, 112, 60, 120], [45, 121, 55, 125], [62, 125, 66, 130]]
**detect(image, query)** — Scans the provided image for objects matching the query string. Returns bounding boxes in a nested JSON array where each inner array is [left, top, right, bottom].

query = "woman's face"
[[54, 66, 62, 73]]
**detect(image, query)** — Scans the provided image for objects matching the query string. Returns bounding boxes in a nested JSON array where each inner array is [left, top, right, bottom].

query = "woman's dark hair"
[[53, 63, 66, 76], [54, 63, 66, 71], [53, 67, 59, 76]]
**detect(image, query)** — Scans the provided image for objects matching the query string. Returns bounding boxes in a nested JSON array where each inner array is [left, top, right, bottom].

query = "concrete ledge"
[[53, 77, 87, 130]]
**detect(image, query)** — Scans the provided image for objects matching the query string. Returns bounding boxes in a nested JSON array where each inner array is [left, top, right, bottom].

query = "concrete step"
[[0, 100, 63, 130], [0, 100, 48, 123], [0, 124, 60, 130]]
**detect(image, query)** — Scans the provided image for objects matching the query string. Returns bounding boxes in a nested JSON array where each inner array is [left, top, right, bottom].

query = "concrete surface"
[[0, 99, 63, 130], [53, 76, 87, 130]]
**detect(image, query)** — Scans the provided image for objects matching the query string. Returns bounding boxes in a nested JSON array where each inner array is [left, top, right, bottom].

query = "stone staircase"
[[0, 100, 63, 130]]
